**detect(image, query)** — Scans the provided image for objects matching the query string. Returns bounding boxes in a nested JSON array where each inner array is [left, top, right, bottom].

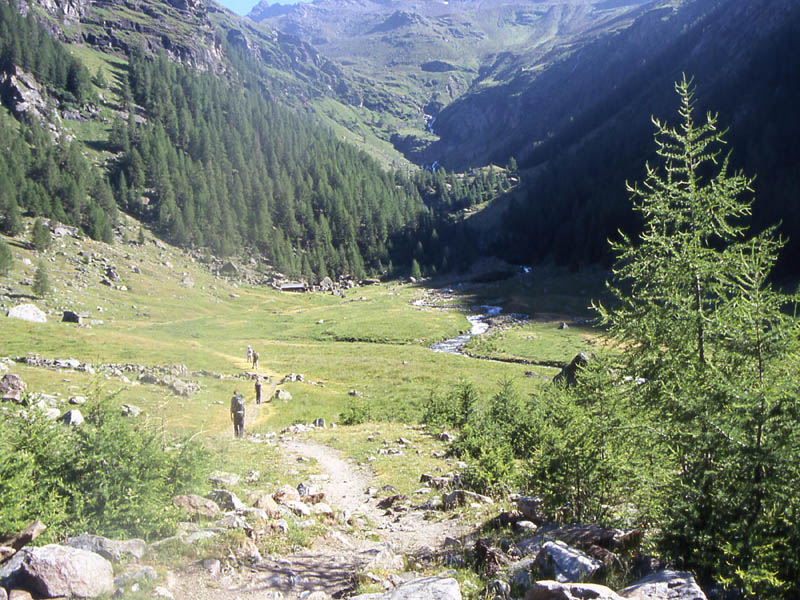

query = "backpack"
[[233, 394, 245, 414]]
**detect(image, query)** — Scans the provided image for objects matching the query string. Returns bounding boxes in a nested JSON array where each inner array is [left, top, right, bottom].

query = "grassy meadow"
[[2, 217, 600, 457]]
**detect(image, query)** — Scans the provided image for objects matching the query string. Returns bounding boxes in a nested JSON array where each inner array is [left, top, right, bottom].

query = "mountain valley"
[[1, 0, 800, 598]]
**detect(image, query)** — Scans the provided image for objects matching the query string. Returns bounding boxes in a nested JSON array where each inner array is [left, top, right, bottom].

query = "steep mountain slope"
[[480, 0, 800, 274], [248, 0, 654, 163]]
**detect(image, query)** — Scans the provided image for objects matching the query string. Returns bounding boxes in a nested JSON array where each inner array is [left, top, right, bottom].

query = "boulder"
[[534, 541, 604, 583], [619, 570, 707, 600], [0, 374, 27, 402], [526, 581, 624, 600], [121, 404, 142, 417], [172, 494, 221, 518], [208, 471, 240, 489], [59, 409, 84, 427], [517, 495, 546, 524], [273, 484, 301, 504], [553, 352, 589, 387], [15, 545, 114, 598], [65, 534, 146, 563], [62, 310, 84, 324], [253, 494, 282, 518], [275, 388, 292, 401], [208, 489, 244, 511], [350, 575, 461, 600], [7, 305, 46, 324], [113, 566, 157, 588], [283, 500, 312, 517], [442, 489, 494, 509], [361, 544, 404, 572]]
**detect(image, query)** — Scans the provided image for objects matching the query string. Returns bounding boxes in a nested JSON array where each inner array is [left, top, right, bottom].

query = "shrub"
[[0, 394, 208, 541]]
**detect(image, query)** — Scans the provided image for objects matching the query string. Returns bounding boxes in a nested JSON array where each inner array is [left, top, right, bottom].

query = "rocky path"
[[170, 436, 468, 600]]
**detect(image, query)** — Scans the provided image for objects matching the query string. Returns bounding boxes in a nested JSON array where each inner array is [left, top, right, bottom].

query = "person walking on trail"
[[247, 345, 253, 364], [252, 350, 259, 369], [255, 377, 262, 405], [230, 389, 245, 438]]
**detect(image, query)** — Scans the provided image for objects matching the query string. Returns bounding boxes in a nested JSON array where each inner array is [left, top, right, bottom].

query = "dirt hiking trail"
[[171, 435, 469, 600]]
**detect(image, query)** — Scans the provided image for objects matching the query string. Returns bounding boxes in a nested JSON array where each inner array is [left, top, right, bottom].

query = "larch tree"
[[595, 76, 800, 597]]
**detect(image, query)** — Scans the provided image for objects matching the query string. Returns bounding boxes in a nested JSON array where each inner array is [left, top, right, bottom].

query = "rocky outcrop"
[[0, 67, 50, 123]]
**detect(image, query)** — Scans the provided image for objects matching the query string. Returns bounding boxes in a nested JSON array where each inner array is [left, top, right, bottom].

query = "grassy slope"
[[1, 217, 602, 442]]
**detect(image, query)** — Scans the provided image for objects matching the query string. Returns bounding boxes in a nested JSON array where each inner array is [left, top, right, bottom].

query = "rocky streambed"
[[430, 305, 503, 355]]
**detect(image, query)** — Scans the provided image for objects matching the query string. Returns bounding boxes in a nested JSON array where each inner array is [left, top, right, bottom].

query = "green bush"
[[0, 394, 208, 541], [421, 381, 477, 429], [340, 396, 372, 425]]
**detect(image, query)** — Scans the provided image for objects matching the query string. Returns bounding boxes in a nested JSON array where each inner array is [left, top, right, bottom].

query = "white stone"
[[7, 304, 47, 323]]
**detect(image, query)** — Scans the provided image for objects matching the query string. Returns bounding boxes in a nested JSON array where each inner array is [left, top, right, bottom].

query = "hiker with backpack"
[[230, 389, 245, 438]]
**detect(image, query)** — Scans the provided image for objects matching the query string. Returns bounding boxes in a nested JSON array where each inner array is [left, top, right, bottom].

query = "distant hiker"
[[230, 389, 245, 438], [252, 350, 259, 369], [247, 345, 253, 364], [255, 377, 262, 405]]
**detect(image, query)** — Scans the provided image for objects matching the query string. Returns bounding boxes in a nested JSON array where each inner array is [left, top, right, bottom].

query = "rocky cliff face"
[[21, 0, 225, 71]]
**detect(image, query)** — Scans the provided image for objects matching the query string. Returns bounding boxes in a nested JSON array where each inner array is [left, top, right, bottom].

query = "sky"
[[219, 0, 310, 16]]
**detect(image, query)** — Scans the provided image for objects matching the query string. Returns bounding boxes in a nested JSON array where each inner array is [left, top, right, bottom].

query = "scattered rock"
[[113, 566, 157, 588], [517, 496, 546, 524], [442, 489, 493, 509], [121, 403, 142, 417], [58, 409, 84, 427], [172, 494, 221, 518], [208, 471, 240, 489], [208, 489, 245, 512], [273, 484, 302, 504], [0, 374, 26, 402], [619, 570, 707, 600], [253, 494, 282, 518], [525, 581, 623, 600], [350, 575, 461, 599], [275, 389, 292, 401], [534, 540, 604, 583], [377, 495, 409, 510], [66, 534, 146, 563]]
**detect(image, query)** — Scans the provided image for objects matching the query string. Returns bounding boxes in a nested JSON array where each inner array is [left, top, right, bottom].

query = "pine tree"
[[2, 198, 22, 236], [0, 238, 12, 275], [31, 217, 51, 252], [596, 76, 800, 597], [410, 259, 422, 280], [32, 260, 49, 297]]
